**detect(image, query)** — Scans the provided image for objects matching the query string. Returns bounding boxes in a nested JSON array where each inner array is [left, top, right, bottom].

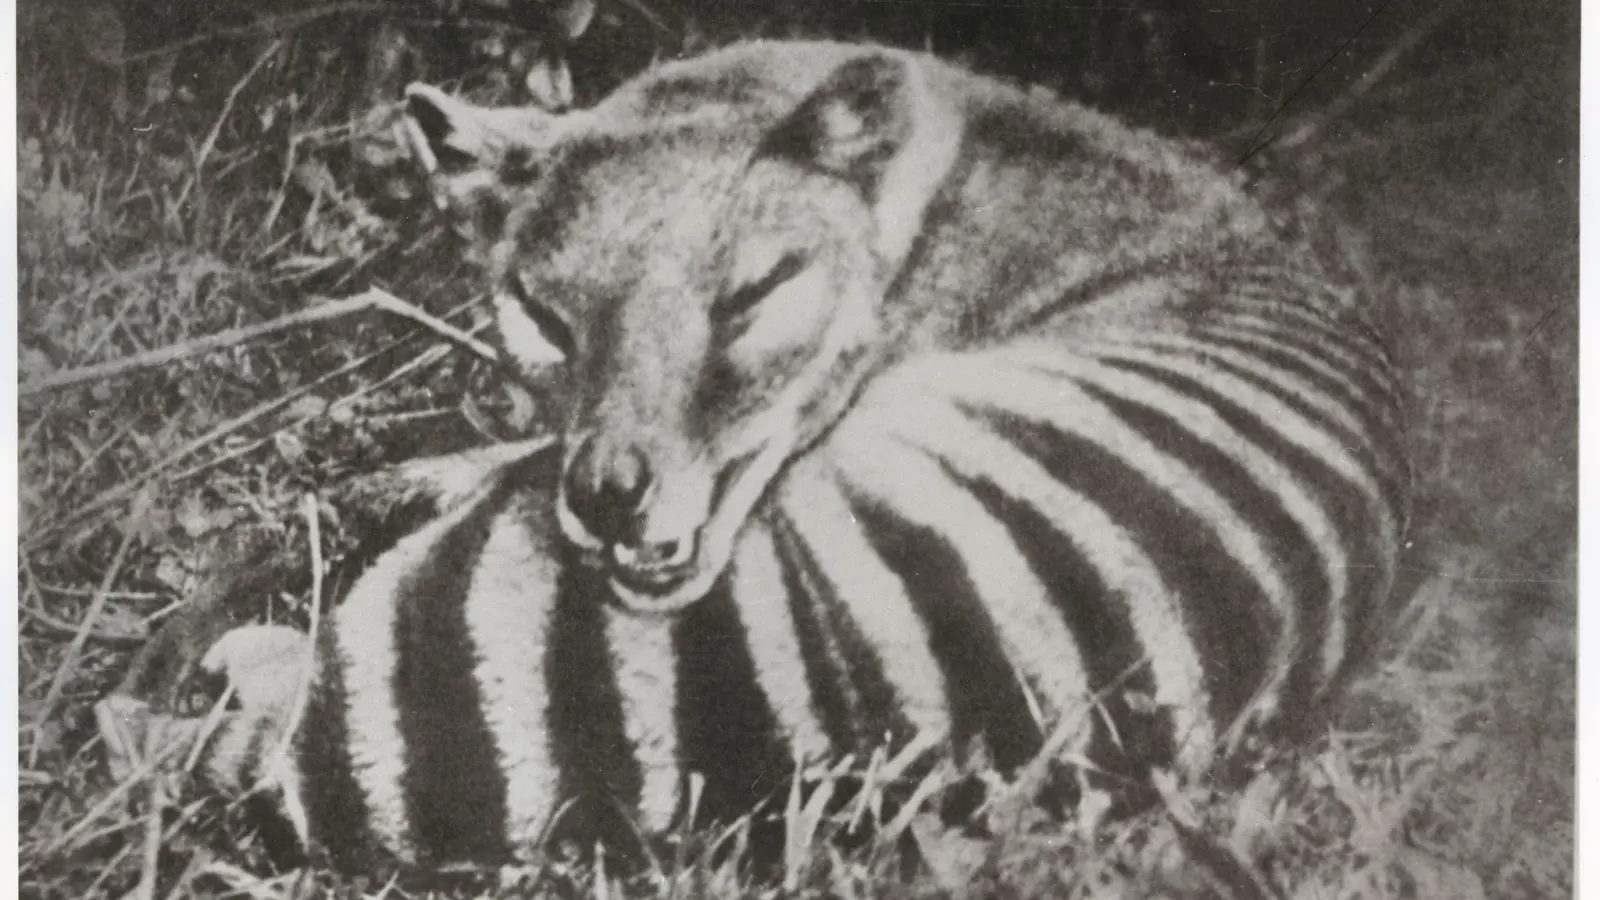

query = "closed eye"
[[713, 252, 810, 324], [510, 279, 577, 360]]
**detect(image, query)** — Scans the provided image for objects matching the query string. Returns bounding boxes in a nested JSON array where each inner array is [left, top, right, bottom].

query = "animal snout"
[[564, 434, 654, 546], [561, 436, 698, 585]]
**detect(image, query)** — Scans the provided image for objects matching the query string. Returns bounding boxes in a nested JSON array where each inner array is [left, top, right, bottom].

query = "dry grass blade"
[[172, 38, 285, 224], [279, 495, 325, 748], [1274, 0, 1466, 153], [135, 740, 167, 900], [41, 735, 187, 860], [366, 287, 500, 362], [31, 297, 488, 549], [1233, 0, 1464, 167], [108, 2, 391, 64], [21, 287, 496, 397], [29, 496, 143, 766]]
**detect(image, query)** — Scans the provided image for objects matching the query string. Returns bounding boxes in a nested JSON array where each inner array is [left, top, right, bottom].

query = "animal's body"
[[102, 39, 1410, 876]]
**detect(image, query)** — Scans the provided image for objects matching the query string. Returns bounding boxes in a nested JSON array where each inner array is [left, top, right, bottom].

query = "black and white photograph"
[[13, 1, 1582, 897]]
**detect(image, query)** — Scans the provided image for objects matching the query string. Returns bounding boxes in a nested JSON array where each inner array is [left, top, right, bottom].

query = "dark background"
[[17, 2, 1578, 897]]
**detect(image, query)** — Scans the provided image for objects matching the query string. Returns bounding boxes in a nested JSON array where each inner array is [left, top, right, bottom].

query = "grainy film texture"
[[18, 2, 1576, 899]]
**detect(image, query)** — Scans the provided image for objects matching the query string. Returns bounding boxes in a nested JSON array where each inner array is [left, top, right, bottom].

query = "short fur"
[[103, 39, 1411, 877]]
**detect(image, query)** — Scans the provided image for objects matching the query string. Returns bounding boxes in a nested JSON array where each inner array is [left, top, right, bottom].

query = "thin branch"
[[29, 294, 484, 547], [40, 733, 193, 858], [1234, 0, 1401, 168], [1273, 0, 1465, 154], [34, 343, 471, 550], [615, 0, 676, 36], [112, 3, 393, 64], [110, 2, 572, 65], [30, 506, 141, 766], [29, 354, 377, 550], [367, 287, 500, 362], [22, 294, 370, 397], [18, 603, 146, 647], [172, 39, 285, 224], [135, 746, 167, 900], [20, 287, 497, 397], [279, 495, 325, 751]]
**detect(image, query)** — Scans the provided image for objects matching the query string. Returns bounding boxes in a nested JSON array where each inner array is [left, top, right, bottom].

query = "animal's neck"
[[883, 93, 1275, 354]]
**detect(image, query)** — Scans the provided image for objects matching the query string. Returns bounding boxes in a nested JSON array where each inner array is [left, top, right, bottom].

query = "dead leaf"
[[154, 555, 188, 590], [175, 492, 215, 538], [274, 430, 307, 465]]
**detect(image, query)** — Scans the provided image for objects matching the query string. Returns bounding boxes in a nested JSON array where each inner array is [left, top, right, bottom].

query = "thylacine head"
[[403, 41, 1274, 613]]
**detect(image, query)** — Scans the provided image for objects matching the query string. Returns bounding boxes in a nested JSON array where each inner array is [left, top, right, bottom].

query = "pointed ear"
[[762, 54, 963, 261], [402, 83, 559, 243], [402, 83, 556, 174], [762, 55, 914, 185]]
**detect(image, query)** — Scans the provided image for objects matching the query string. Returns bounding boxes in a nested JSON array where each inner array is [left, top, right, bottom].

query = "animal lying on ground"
[[99, 37, 1411, 888]]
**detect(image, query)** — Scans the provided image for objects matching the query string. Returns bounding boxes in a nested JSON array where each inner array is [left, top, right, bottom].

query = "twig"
[[32, 581, 163, 601], [113, 3, 391, 64], [367, 287, 500, 362], [18, 603, 147, 647], [1272, 0, 1465, 153], [20, 287, 497, 397], [30, 504, 142, 765], [32, 364, 363, 549], [1234, 0, 1400, 168], [22, 294, 371, 397], [85, 844, 135, 898], [41, 737, 192, 858], [135, 731, 168, 900], [29, 297, 484, 548], [162, 340, 459, 486], [172, 39, 285, 226], [615, 0, 676, 35], [281, 494, 325, 748], [109, 2, 560, 66]]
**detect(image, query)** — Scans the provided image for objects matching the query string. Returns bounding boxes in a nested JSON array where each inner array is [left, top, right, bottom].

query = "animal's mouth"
[[607, 539, 696, 596], [597, 545, 712, 615], [572, 447, 773, 615]]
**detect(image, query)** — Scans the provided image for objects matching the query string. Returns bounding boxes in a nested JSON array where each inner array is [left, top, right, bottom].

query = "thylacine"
[[103, 38, 1410, 880]]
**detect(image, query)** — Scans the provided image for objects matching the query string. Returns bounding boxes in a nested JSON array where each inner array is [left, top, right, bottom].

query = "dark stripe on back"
[[976, 409, 1276, 731], [390, 495, 510, 864], [1195, 327, 1395, 436], [673, 580, 787, 825], [1117, 341, 1407, 509], [1162, 334, 1411, 517], [298, 619, 381, 870], [955, 471, 1174, 782], [542, 562, 640, 850], [1225, 293, 1395, 367], [844, 485, 1042, 774], [1093, 358, 1391, 724], [1074, 381, 1333, 730], [1213, 307, 1394, 377], [769, 511, 904, 753], [1201, 317, 1410, 467]]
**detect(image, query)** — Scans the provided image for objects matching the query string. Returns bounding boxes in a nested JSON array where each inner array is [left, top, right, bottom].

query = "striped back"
[[268, 268, 1408, 869], [128, 40, 1412, 876]]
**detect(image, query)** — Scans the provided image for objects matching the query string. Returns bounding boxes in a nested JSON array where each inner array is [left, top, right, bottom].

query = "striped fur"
[[105, 39, 1410, 875], [163, 310, 1405, 870]]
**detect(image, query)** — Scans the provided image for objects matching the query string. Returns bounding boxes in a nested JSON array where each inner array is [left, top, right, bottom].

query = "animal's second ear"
[[761, 55, 916, 188], [762, 52, 964, 262]]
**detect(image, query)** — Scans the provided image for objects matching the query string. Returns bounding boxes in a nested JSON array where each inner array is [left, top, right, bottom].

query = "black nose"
[[564, 435, 653, 545]]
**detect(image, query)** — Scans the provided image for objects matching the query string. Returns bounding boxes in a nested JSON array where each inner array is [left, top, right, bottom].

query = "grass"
[[16, 4, 1576, 898]]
